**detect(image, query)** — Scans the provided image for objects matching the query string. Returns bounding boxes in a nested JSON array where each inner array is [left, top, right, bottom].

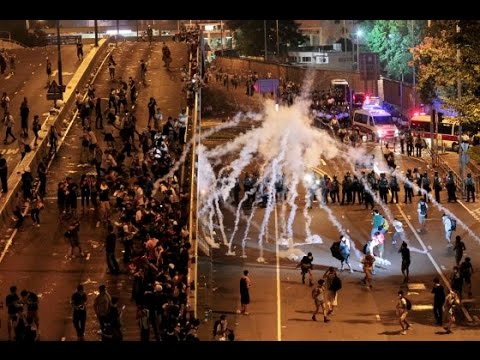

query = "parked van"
[[352, 104, 398, 142]]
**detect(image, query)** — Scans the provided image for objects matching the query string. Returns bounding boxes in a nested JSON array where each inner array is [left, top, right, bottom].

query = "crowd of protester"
[[6, 28, 203, 342]]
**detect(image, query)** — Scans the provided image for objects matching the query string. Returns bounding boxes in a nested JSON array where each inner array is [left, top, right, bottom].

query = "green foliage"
[[412, 20, 480, 124], [366, 20, 426, 81], [226, 20, 306, 57]]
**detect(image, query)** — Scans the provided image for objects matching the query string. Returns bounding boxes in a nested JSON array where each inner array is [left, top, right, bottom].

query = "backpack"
[[330, 275, 342, 291], [382, 219, 390, 231], [330, 241, 343, 261], [405, 298, 412, 311], [450, 217, 457, 231], [362, 243, 369, 255], [420, 203, 427, 216]]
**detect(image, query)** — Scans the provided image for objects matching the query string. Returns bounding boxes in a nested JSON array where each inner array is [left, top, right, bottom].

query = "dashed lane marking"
[[407, 283, 426, 290], [395, 203, 473, 322], [458, 200, 480, 222]]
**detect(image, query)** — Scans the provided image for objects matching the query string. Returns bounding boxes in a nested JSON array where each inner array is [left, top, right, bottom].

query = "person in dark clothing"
[[460, 257, 474, 299], [95, 97, 103, 129], [32, 115, 41, 147], [453, 235, 466, 266], [450, 266, 463, 300], [71, 284, 87, 341], [106, 225, 120, 274], [297, 252, 314, 286], [12, 193, 25, 228], [431, 277, 446, 326], [21, 167, 34, 200], [107, 296, 123, 341], [76, 40, 84, 60], [0, 157, 8, 192], [6, 285, 20, 341], [147, 97, 157, 125], [399, 241, 411, 283], [37, 160, 47, 197], [19, 97, 29, 137], [238, 270, 252, 315]]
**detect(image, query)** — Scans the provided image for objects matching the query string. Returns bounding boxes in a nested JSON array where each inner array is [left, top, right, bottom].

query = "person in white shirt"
[[392, 218, 404, 245], [442, 213, 453, 247], [177, 109, 188, 145]]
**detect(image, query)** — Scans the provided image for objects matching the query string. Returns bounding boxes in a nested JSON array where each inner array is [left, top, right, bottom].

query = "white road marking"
[[274, 203, 282, 341], [396, 203, 473, 322], [412, 304, 433, 311], [407, 283, 426, 290], [458, 200, 480, 222], [375, 314, 381, 321]]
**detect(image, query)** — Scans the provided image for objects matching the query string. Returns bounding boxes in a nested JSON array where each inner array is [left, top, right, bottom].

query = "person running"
[[443, 290, 460, 334], [297, 252, 314, 286], [237, 270, 252, 315], [432, 277, 446, 326], [399, 241, 411, 283], [396, 290, 412, 335], [361, 254, 375, 289], [323, 267, 342, 315], [339, 235, 353, 272], [442, 214, 453, 247], [71, 284, 87, 341], [311, 279, 330, 323], [453, 235, 466, 266]]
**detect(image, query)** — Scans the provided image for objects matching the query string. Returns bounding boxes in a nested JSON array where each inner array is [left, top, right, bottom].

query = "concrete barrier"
[[0, 38, 111, 227]]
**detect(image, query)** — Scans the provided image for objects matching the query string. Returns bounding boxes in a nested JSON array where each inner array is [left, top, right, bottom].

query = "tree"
[[226, 20, 306, 58], [365, 20, 426, 81], [412, 20, 480, 124]]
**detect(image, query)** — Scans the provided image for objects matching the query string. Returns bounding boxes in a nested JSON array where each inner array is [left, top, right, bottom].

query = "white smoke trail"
[[214, 195, 229, 246], [227, 177, 263, 255], [257, 133, 289, 262], [286, 173, 300, 247], [242, 203, 259, 258], [153, 111, 262, 194]]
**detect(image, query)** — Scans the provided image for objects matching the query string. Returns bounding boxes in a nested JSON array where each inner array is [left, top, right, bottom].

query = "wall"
[[214, 56, 379, 94]]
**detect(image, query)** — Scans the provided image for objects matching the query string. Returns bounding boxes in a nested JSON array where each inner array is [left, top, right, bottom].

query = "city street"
[[0, 45, 82, 171], [0, 39, 187, 341], [197, 76, 480, 340]]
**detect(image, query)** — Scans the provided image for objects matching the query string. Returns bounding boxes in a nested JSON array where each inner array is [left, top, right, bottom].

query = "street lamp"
[[356, 29, 363, 70], [56, 20, 63, 88]]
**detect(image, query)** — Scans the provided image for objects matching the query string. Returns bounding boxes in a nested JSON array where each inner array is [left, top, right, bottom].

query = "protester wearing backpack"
[[323, 267, 342, 315], [339, 236, 353, 272], [311, 279, 330, 323], [417, 199, 428, 233], [442, 214, 453, 247], [397, 290, 412, 335]]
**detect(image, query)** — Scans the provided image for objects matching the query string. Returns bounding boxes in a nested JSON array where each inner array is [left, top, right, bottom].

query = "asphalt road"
[[0, 45, 81, 176], [0, 39, 187, 341], [196, 78, 480, 340]]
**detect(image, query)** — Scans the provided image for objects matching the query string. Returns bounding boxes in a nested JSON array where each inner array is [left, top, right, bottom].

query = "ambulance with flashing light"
[[409, 112, 460, 152], [352, 97, 398, 142]]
